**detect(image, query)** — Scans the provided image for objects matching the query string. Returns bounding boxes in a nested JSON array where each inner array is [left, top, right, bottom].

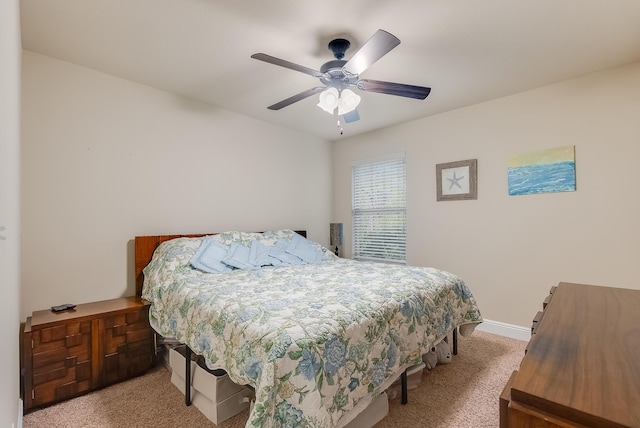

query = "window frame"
[[351, 152, 406, 264]]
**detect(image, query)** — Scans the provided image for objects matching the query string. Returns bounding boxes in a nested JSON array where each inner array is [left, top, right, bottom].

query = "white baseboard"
[[475, 319, 531, 341]]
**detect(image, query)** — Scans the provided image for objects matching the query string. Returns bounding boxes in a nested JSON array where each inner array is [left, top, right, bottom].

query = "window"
[[352, 153, 406, 263]]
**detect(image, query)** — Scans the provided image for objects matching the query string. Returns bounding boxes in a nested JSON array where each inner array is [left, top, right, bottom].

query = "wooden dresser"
[[500, 282, 640, 428], [21, 297, 155, 411]]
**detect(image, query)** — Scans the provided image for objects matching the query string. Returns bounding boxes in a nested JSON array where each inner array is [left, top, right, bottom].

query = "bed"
[[135, 229, 483, 428]]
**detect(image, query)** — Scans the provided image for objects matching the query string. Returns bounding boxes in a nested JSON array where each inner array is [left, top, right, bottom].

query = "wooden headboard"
[[134, 231, 307, 297]]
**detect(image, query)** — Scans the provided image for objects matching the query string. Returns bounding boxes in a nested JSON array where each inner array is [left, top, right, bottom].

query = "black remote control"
[[51, 303, 76, 312]]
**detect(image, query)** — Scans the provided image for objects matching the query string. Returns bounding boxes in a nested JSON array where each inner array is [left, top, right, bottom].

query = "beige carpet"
[[23, 330, 526, 428]]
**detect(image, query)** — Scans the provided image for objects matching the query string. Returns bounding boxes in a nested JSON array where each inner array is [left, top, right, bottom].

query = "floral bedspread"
[[142, 232, 482, 428]]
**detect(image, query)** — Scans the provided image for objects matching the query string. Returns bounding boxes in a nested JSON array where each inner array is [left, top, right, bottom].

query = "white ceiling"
[[20, 0, 640, 141]]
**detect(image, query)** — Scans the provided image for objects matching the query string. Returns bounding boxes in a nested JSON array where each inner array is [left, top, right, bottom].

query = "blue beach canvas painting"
[[508, 146, 576, 196]]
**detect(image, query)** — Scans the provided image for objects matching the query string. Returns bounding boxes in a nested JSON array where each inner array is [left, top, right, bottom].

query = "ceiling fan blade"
[[357, 79, 431, 100], [251, 53, 323, 78], [342, 109, 360, 123], [267, 87, 326, 110], [343, 29, 400, 76]]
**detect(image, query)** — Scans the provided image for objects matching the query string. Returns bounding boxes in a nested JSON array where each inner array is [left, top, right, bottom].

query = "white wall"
[[21, 51, 332, 318], [20, 47, 640, 332], [1, 0, 22, 425], [333, 62, 640, 328]]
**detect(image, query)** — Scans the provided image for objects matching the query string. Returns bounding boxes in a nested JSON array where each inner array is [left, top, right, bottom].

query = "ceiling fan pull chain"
[[337, 119, 343, 135]]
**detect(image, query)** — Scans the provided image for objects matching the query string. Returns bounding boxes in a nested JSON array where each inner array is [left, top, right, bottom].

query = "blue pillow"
[[268, 239, 306, 265], [222, 242, 256, 270], [249, 240, 276, 267], [285, 233, 323, 264], [190, 237, 233, 273]]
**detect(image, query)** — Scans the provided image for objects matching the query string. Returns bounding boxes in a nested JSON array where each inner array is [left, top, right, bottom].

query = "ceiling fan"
[[251, 29, 431, 124]]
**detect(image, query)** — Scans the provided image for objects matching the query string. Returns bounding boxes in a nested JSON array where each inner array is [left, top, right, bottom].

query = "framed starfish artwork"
[[436, 159, 477, 201]]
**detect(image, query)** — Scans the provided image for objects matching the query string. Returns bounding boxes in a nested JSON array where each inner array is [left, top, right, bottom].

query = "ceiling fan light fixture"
[[317, 88, 339, 114], [338, 89, 361, 115]]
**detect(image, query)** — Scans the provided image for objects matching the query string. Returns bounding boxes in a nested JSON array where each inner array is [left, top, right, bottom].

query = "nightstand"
[[21, 296, 155, 411]]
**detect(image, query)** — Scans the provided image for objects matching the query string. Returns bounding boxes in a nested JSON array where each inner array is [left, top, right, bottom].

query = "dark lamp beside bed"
[[330, 223, 344, 257]]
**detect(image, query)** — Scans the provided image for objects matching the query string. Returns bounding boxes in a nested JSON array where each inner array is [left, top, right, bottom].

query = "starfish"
[[447, 172, 465, 190]]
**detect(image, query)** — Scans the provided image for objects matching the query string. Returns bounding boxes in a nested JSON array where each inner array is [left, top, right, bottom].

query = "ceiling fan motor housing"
[[320, 39, 358, 90], [319, 61, 358, 90]]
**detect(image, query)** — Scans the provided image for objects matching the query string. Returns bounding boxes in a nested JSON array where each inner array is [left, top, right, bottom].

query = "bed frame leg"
[[401, 369, 408, 405], [185, 345, 192, 406], [453, 328, 458, 356]]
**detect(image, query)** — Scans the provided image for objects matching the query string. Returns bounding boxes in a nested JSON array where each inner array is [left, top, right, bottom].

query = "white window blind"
[[352, 154, 406, 263]]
